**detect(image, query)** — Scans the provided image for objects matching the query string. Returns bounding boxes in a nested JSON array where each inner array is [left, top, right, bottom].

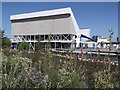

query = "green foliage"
[[94, 70, 113, 88], [2, 50, 120, 88], [18, 41, 29, 51], [35, 35, 45, 51], [2, 37, 11, 49], [2, 53, 32, 88], [0, 29, 11, 49], [45, 34, 52, 51], [0, 29, 4, 38], [35, 42, 44, 51]]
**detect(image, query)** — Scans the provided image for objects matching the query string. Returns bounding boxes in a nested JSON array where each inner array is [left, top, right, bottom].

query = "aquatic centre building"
[[10, 7, 91, 51]]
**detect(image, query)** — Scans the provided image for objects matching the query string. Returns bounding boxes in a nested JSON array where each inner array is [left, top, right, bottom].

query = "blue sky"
[[2, 2, 118, 41]]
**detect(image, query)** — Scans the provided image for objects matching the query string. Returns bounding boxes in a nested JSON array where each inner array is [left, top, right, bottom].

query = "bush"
[[18, 42, 29, 51], [2, 53, 32, 88], [2, 37, 11, 49]]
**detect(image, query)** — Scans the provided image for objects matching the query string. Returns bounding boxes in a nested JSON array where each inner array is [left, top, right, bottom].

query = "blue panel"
[[80, 37, 89, 41]]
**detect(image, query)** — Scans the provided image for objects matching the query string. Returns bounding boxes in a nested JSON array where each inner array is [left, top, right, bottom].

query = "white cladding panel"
[[12, 16, 76, 35]]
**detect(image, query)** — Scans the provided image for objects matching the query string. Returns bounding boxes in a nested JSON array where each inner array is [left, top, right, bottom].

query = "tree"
[[2, 37, 11, 49], [45, 34, 52, 51], [0, 29, 5, 38], [18, 41, 29, 51], [0, 30, 2, 49], [0, 29, 11, 49], [35, 35, 45, 51], [47, 34, 52, 50]]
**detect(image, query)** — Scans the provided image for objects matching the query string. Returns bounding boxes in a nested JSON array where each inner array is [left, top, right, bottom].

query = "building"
[[10, 7, 91, 51]]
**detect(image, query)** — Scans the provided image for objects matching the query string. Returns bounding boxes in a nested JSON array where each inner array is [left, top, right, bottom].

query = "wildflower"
[[40, 52, 45, 55], [60, 59, 62, 62], [112, 62, 115, 65], [44, 75, 48, 79], [64, 61, 66, 64], [28, 71, 46, 86], [79, 58, 81, 61], [116, 63, 119, 66]]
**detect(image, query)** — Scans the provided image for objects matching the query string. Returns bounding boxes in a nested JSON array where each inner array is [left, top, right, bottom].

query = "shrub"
[[18, 41, 29, 51], [2, 50, 120, 88], [2, 53, 32, 88], [2, 37, 11, 49]]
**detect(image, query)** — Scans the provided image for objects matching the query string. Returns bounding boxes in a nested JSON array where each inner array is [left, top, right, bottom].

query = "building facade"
[[10, 7, 90, 51]]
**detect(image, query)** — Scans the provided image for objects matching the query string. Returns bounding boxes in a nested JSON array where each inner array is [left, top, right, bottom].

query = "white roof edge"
[[79, 28, 91, 38], [80, 28, 90, 30], [69, 8, 80, 35], [10, 7, 71, 20]]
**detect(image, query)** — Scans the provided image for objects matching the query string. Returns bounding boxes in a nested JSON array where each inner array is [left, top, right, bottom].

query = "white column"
[[44, 35, 45, 41], [30, 35, 31, 42], [34, 42, 35, 51], [34, 35, 35, 41]]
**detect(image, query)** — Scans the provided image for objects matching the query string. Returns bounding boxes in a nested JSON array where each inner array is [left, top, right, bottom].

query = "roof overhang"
[[10, 7, 72, 20], [81, 34, 94, 41]]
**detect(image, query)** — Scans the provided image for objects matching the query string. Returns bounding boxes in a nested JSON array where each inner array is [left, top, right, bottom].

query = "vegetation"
[[2, 49, 120, 88], [35, 35, 45, 51], [0, 29, 11, 49], [18, 42, 29, 51], [1, 29, 119, 88]]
